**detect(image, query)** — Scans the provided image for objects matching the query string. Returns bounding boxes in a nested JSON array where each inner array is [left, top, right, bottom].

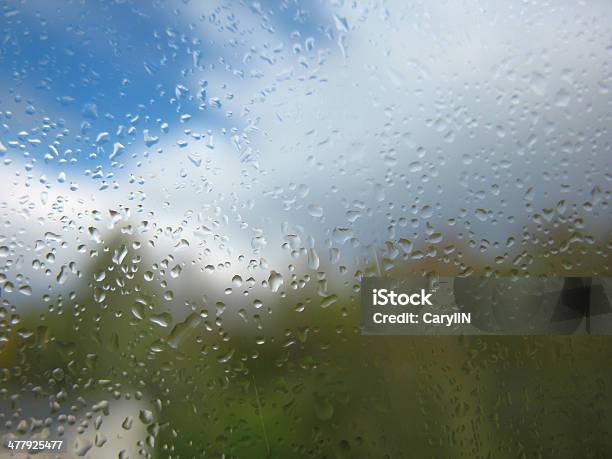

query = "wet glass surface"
[[0, 1, 611, 457]]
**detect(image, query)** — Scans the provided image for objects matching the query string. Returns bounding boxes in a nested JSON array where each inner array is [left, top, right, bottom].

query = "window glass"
[[1, 1, 611, 457]]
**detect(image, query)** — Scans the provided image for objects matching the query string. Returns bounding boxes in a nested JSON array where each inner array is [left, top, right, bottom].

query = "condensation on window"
[[0, 1, 611, 457]]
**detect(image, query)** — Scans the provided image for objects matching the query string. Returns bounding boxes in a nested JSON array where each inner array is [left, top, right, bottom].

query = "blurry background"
[[0, 0, 611, 457]]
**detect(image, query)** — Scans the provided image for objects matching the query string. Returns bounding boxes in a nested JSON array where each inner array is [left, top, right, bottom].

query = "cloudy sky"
[[1, 0, 611, 309]]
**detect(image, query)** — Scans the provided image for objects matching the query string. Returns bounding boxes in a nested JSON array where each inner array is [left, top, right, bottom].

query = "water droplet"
[[268, 271, 284, 293]]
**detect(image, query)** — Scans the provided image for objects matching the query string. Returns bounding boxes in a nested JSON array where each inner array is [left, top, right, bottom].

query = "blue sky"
[[1, 0, 337, 177]]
